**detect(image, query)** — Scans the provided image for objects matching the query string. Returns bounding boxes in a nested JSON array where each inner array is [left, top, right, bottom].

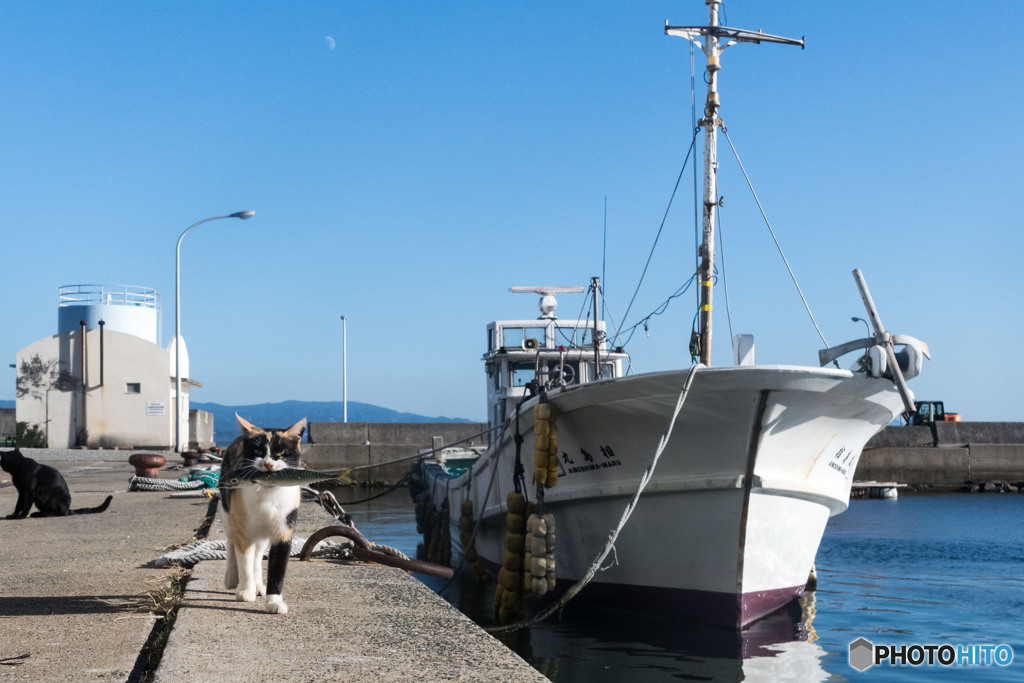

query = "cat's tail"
[[72, 495, 113, 515]]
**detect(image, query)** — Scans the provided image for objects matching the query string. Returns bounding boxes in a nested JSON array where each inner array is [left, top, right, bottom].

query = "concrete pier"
[[304, 422, 488, 484], [858, 422, 1024, 487], [0, 449, 545, 682]]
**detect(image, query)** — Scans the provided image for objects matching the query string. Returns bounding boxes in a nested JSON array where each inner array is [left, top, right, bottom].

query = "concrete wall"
[[856, 423, 1024, 486], [16, 328, 178, 449], [0, 408, 14, 441], [304, 422, 488, 483], [866, 422, 1024, 448], [189, 409, 215, 450]]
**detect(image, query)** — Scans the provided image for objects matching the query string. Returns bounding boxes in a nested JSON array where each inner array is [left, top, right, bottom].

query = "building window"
[[125, 383, 141, 394]]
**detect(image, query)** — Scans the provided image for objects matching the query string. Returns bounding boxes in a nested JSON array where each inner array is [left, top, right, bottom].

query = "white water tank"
[[57, 284, 160, 344]]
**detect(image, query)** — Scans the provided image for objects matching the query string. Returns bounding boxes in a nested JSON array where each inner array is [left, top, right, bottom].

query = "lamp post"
[[341, 315, 347, 422], [174, 210, 255, 452], [851, 316, 872, 339]]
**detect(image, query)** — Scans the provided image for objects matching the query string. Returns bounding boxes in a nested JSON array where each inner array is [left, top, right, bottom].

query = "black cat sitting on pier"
[[0, 448, 112, 518]]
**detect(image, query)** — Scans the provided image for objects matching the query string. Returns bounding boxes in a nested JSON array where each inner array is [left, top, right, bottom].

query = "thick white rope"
[[153, 537, 352, 567], [129, 476, 206, 492]]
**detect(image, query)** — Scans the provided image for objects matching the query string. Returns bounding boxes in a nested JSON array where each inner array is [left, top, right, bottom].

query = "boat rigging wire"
[[717, 201, 735, 347], [486, 362, 703, 634], [594, 286, 635, 375], [609, 41, 702, 357], [615, 275, 696, 350], [556, 289, 595, 349], [324, 470, 414, 506], [720, 127, 829, 348], [690, 35, 701, 313], [613, 128, 699, 345], [602, 195, 607, 321]]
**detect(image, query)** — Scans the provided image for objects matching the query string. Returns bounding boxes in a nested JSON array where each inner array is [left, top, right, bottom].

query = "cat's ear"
[[283, 418, 307, 439], [235, 413, 258, 434]]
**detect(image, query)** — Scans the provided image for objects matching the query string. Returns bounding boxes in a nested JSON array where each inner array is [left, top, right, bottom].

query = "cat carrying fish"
[[0, 448, 113, 518], [218, 414, 307, 614]]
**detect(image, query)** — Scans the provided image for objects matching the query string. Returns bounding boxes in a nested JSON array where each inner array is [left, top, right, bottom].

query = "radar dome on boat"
[[539, 294, 558, 318], [509, 286, 585, 320]]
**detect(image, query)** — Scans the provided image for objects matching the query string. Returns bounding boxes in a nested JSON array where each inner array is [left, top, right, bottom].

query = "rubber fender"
[[506, 492, 526, 514]]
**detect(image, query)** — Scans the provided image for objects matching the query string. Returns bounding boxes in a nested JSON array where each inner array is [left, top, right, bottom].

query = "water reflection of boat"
[[488, 594, 829, 682], [414, 1, 928, 629]]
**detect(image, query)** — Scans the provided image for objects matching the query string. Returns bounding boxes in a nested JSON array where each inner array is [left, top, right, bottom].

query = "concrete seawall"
[[299, 420, 1024, 489], [304, 422, 489, 483], [857, 422, 1024, 487]]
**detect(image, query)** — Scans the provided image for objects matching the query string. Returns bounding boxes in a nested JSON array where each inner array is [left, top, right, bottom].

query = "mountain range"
[[191, 400, 472, 445]]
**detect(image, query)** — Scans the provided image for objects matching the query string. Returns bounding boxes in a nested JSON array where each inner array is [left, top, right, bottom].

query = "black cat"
[[0, 448, 112, 518]]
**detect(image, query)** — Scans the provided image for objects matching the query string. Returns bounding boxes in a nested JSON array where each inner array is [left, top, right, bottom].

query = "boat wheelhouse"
[[484, 283, 628, 439]]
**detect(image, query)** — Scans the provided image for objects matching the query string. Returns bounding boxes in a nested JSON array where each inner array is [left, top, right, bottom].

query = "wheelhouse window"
[[502, 326, 547, 349], [554, 325, 589, 348], [511, 362, 535, 387]]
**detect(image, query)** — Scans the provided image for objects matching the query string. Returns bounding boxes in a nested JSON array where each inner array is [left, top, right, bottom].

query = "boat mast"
[[666, 2, 803, 366], [591, 276, 602, 378]]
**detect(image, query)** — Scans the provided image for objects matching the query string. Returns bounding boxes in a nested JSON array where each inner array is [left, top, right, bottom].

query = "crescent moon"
[[325, 36, 336, 51]]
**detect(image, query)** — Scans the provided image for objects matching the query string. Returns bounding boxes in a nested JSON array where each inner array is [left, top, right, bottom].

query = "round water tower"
[[57, 284, 160, 344]]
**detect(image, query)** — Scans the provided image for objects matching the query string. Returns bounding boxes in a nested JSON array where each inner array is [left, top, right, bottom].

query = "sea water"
[[338, 490, 1024, 681]]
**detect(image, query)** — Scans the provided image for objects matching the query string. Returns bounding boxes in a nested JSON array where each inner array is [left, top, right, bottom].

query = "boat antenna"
[[666, 2, 803, 365], [602, 195, 607, 321]]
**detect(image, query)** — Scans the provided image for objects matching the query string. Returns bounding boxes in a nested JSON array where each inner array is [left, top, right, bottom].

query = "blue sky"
[[2, 1, 1021, 422]]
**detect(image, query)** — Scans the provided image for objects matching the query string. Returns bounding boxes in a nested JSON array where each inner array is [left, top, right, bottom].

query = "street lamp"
[[174, 210, 255, 452], [851, 316, 872, 338], [341, 315, 347, 423]]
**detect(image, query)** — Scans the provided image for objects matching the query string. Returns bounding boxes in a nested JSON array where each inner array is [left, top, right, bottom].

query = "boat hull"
[[419, 365, 903, 628]]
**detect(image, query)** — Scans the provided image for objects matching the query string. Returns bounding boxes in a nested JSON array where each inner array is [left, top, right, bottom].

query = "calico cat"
[[219, 414, 307, 614], [0, 448, 113, 518]]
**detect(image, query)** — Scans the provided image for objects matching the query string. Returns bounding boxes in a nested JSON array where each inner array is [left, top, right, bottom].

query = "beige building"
[[15, 285, 211, 449]]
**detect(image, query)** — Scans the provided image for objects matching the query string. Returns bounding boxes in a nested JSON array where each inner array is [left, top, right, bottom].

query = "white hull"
[[419, 365, 903, 628]]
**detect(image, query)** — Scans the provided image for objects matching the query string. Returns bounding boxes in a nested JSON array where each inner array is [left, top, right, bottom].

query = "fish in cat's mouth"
[[256, 459, 286, 473]]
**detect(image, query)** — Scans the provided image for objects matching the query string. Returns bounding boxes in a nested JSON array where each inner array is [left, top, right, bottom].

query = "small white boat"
[[414, 1, 929, 629]]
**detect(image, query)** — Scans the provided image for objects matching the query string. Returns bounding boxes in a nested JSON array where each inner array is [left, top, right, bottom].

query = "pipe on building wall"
[[80, 320, 87, 446], [98, 319, 105, 387]]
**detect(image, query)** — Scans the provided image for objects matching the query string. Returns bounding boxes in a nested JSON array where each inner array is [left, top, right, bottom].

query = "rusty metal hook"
[[299, 525, 454, 579]]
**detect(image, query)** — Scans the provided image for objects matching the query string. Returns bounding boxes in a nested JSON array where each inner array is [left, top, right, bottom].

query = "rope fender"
[[299, 525, 454, 579], [533, 403, 559, 487]]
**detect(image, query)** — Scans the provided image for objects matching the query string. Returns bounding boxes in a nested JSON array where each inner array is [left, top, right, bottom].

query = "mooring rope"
[[129, 476, 206, 492], [486, 363, 703, 634], [152, 537, 353, 567]]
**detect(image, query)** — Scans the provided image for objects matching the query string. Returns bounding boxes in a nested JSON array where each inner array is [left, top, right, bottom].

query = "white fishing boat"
[[414, 1, 929, 629]]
